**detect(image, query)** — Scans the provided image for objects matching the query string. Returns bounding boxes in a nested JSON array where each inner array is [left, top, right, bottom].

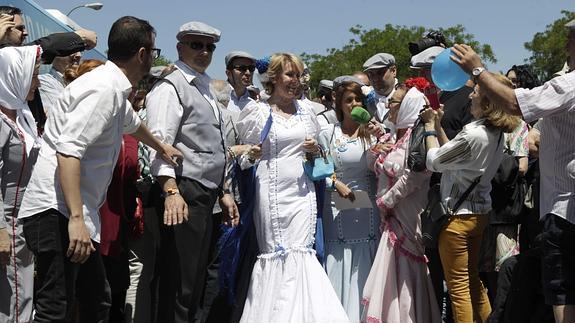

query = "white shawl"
[[0, 45, 42, 155]]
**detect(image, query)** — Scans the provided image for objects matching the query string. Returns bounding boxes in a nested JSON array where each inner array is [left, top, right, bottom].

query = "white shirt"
[[227, 88, 253, 113], [426, 119, 504, 215], [146, 60, 220, 179], [18, 61, 141, 243], [38, 67, 65, 116], [516, 71, 575, 223]]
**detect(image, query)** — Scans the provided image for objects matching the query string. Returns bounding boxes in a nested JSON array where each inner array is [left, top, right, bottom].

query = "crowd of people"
[[0, 5, 574, 323]]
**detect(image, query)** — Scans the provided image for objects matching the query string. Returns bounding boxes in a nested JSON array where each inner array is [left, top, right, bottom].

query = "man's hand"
[[0, 228, 11, 266], [159, 143, 183, 167], [74, 29, 97, 50], [450, 44, 484, 74], [0, 14, 15, 41], [164, 194, 188, 226], [219, 194, 239, 227], [67, 216, 95, 264]]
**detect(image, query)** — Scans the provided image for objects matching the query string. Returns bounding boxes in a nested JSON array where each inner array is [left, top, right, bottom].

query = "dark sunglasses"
[[150, 48, 161, 59], [232, 65, 256, 73], [182, 41, 216, 52]]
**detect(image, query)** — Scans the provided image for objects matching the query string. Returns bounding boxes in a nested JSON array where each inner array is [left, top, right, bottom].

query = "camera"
[[408, 31, 447, 56]]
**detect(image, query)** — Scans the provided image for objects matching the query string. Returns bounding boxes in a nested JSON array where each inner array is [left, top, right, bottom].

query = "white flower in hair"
[[361, 85, 373, 96]]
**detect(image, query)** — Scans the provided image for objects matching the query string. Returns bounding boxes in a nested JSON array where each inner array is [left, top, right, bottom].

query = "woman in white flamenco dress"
[[236, 53, 349, 323]]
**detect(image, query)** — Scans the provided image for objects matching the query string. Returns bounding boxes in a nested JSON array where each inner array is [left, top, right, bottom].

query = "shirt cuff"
[[151, 159, 176, 178], [425, 147, 440, 172], [55, 135, 86, 159], [515, 88, 537, 123]]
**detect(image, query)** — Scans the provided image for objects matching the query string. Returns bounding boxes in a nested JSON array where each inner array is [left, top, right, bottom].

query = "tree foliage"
[[154, 55, 172, 67], [524, 10, 575, 82], [302, 24, 496, 90]]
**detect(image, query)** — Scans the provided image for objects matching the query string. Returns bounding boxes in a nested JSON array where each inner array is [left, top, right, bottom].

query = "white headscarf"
[[0, 45, 42, 155], [395, 87, 426, 129]]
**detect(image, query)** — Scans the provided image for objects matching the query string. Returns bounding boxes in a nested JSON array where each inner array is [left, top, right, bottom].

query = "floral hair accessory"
[[255, 56, 271, 74], [404, 77, 430, 92], [362, 86, 377, 106]]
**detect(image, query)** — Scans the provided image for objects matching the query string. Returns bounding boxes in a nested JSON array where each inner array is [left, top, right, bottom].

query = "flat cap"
[[177, 21, 221, 42], [225, 51, 256, 67], [410, 46, 444, 69], [333, 75, 365, 89], [319, 79, 334, 90], [566, 18, 575, 30], [363, 53, 396, 71]]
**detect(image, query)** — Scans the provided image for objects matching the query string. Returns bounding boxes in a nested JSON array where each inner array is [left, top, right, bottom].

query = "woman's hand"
[[367, 120, 384, 137], [419, 107, 437, 125], [335, 181, 355, 201], [302, 137, 319, 154], [246, 144, 262, 163], [371, 143, 393, 154], [0, 228, 10, 266]]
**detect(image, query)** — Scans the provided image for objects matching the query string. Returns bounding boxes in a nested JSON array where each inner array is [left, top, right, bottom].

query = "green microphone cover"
[[350, 106, 372, 124]]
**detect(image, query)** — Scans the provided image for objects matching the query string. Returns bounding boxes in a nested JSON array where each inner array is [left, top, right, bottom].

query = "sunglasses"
[[232, 65, 256, 73], [150, 48, 161, 59], [182, 41, 216, 52]]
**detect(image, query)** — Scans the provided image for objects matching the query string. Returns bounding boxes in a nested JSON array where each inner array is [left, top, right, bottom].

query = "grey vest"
[[159, 70, 226, 190]]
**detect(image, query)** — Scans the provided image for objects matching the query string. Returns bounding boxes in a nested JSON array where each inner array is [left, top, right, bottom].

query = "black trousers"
[[22, 209, 111, 323], [156, 178, 219, 323]]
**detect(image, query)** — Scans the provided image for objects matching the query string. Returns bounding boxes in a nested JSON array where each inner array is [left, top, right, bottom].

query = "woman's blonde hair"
[[478, 74, 521, 133], [261, 53, 304, 95]]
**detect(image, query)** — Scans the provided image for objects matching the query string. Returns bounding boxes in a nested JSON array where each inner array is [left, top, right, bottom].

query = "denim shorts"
[[541, 213, 575, 305]]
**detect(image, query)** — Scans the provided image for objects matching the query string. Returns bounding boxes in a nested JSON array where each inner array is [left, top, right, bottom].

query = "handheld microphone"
[[350, 106, 373, 125]]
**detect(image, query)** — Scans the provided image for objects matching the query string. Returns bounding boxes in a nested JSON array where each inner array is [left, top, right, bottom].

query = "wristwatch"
[[472, 67, 486, 82]]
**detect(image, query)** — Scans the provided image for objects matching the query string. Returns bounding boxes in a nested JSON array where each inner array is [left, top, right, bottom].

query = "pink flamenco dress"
[[360, 129, 441, 323]]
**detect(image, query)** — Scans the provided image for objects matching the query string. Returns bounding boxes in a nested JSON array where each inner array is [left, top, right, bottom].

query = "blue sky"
[[35, 0, 574, 81]]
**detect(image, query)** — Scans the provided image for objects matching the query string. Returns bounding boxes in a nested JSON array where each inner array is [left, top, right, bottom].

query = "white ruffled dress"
[[236, 100, 349, 323]]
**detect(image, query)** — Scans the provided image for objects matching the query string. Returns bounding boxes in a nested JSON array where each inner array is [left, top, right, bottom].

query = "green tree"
[[302, 24, 496, 90], [154, 55, 172, 67], [524, 10, 575, 82]]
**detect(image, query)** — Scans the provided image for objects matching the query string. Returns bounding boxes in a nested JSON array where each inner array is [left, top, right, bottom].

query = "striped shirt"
[[426, 119, 504, 215], [516, 71, 575, 224]]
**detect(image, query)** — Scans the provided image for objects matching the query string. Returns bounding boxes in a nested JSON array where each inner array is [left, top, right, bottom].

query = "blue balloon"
[[431, 48, 470, 91]]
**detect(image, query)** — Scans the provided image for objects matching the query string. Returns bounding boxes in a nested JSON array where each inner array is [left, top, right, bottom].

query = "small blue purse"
[[303, 147, 334, 181]]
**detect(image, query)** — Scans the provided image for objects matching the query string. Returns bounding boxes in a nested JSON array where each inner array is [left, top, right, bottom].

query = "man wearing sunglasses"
[[225, 50, 256, 113], [146, 21, 238, 323]]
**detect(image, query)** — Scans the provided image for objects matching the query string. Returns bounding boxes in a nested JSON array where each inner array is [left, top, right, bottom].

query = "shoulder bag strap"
[[450, 130, 503, 213]]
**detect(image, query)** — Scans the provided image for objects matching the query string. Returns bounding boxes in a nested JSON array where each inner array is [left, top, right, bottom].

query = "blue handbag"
[[303, 146, 335, 181]]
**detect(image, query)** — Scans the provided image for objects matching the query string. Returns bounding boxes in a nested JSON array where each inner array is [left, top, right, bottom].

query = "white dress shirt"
[[516, 71, 575, 223], [18, 61, 141, 243], [38, 67, 65, 116], [426, 119, 504, 215], [146, 60, 220, 179], [227, 88, 253, 113]]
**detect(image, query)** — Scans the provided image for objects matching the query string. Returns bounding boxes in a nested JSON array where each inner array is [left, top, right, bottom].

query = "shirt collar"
[[49, 67, 64, 85], [175, 60, 211, 86], [230, 87, 250, 101], [105, 61, 134, 97]]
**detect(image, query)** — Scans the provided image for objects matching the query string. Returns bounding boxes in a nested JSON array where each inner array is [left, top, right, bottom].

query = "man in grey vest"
[[146, 21, 238, 323]]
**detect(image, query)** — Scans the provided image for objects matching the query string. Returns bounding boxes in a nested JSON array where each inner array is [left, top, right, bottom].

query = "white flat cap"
[[363, 53, 396, 71], [177, 21, 221, 42]]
